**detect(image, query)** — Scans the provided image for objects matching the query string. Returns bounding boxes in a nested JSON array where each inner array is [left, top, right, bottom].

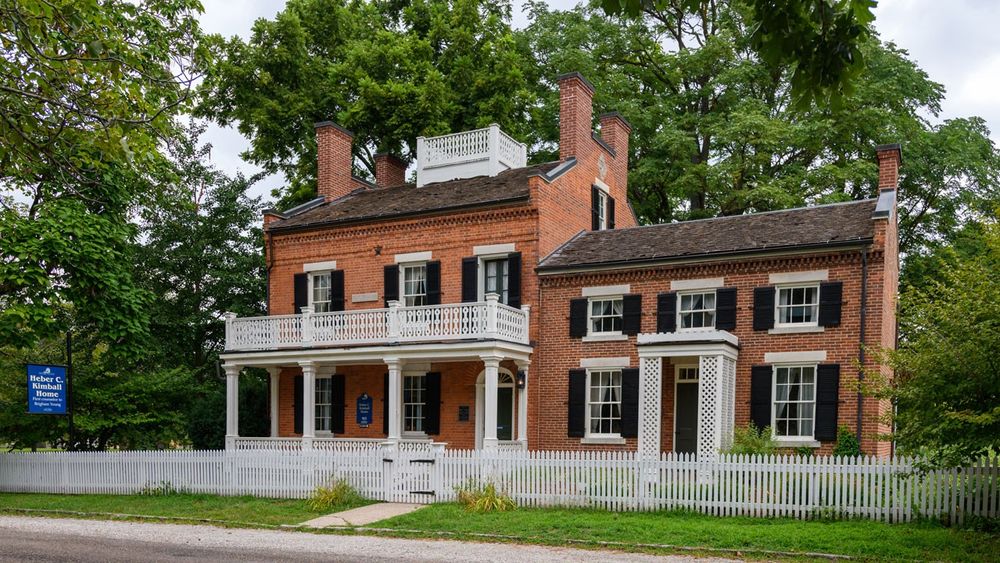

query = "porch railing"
[[415, 125, 527, 187], [224, 296, 530, 352]]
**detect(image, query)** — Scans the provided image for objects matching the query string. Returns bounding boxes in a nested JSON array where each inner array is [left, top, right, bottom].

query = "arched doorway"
[[475, 368, 516, 449]]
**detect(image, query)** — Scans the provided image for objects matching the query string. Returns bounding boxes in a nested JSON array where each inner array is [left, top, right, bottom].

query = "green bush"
[[794, 446, 814, 457], [139, 481, 182, 496], [832, 425, 862, 457], [307, 479, 362, 512], [724, 423, 777, 456], [454, 481, 516, 513]]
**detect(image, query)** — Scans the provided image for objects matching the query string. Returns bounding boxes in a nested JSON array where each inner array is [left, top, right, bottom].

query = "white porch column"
[[386, 357, 402, 441], [224, 364, 241, 449], [637, 356, 663, 459], [267, 367, 281, 438], [481, 354, 502, 450], [299, 361, 316, 440], [516, 361, 529, 445]]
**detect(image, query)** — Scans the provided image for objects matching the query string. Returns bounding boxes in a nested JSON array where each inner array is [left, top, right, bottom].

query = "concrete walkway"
[[301, 502, 425, 528]]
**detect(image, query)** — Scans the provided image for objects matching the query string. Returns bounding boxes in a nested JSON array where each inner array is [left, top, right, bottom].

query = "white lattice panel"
[[697, 356, 720, 459], [720, 356, 737, 451], [638, 357, 663, 459]]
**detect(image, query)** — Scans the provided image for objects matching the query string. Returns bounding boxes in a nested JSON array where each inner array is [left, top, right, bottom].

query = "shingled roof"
[[539, 199, 879, 271], [268, 161, 564, 231]]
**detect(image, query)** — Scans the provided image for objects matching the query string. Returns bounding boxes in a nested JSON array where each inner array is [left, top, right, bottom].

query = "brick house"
[[220, 73, 899, 457]]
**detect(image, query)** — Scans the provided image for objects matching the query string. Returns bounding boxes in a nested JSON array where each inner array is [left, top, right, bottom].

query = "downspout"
[[856, 246, 869, 443]]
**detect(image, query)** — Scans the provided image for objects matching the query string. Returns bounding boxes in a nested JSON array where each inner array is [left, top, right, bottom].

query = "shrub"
[[833, 425, 862, 457], [724, 423, 777, 456], [454, 481, 516, 513], [307, 479, 362, 512], [140, 481, 181, 496], [794, 446, 814, 457]]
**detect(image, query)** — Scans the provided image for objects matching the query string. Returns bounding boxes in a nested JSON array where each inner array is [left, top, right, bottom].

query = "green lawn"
[[0, 492, 353, 527], [376, 503, 1000, 562]]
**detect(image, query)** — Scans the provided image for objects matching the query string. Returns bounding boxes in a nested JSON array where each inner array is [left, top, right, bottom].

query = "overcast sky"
[[197, 0, 1000, 203]]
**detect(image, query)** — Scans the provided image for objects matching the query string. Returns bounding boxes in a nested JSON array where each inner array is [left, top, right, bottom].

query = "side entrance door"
[[674, 366, 699, 454]]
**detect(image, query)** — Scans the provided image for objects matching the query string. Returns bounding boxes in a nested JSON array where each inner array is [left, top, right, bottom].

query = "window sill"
[[768, 325, 825, 335], [774, 439, 821, 448], [582, 334, 629, 342], [581, 436, 626, 445]]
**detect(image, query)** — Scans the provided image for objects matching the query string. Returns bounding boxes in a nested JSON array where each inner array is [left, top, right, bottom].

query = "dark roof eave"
[[537, 238, 875, 274], [267, 193, 532, 234]]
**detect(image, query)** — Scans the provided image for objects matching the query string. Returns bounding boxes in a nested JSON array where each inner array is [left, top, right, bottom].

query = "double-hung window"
[[587, 369, 622, 436], [776, 285, 819, 326], [310, 272, 332, 313], [483, 258, 509, 304], [401, 264, 427, 307], [773, 365, 816, 439], [678, 291, 716, 330], [596, 190, 608, 230], [315, 377, 332, 433], [589, 297, 623, 335], [402, 374, 426, 433]]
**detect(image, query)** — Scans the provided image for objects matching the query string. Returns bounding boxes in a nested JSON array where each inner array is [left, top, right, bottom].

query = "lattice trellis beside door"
[[696, 355, 720, 459], [720, 356, 736, 451], [638, 356, 663, 459]]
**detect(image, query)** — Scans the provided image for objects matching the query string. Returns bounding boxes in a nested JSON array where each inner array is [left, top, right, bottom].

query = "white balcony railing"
[[225, 295, 530, 352], [415, 124, 527, 187]]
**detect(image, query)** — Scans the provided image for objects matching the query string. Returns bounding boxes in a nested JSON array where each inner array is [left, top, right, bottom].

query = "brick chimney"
[[374, 153, 408, 188], [876, 143, 901, 190], [557, 72, 595, 161], [315, 121, 355, 201], [599, 111, 631, 189]]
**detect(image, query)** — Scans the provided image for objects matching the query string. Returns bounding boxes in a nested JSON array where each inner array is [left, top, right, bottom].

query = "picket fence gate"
[[1, 449, 997, 524]]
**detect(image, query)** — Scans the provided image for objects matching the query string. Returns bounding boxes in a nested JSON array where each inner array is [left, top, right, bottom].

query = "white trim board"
[[303, 260, 337, 273], [671, 277, 724, 291], [580, 357, 630, 368], [582, 284, 630, 297], [394, 251, 432, 264], [473, 243, 515, 256], [769, 270, 828, 284], [764, 351, 827, 363]]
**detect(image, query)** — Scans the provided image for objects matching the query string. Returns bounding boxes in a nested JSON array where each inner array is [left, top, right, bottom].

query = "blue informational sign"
[[27, 364, 68, 415], [356, 393, 373, 428]]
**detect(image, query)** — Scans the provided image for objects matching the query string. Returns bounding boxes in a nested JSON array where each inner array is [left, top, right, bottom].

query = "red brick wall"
[[534, 247, 895, 455]]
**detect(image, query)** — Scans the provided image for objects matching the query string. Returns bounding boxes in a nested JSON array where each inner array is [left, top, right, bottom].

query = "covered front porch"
[[221, 340, 532, 452]]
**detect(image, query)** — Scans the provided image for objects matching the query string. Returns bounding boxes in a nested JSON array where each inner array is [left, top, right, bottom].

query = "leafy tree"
[[197, 0, 537, 207], [0, 0, 203, 353], [868, 217, 1000, 466], [520, 1, 1000, 259], [593, 0, 876, 108]]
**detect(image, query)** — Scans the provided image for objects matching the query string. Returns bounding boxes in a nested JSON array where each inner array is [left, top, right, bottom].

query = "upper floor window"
[[773, 365, 816, 439], [678, 291, 716, 330], [589, 297, 623, 335], [401, 263, 427, 307], [315, 376, 332, 433], [483, 258, 509, 304], [596, 190, 608, 230], [403, 374, 426, 433], [776, 285, 819, 326], [587, 369, 622, 437], [310, 272, 332, 313]]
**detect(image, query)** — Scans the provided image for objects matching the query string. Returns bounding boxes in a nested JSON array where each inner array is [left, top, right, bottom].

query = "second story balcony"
[[224, 295, 530, 352], [415, 124, 528, 187]]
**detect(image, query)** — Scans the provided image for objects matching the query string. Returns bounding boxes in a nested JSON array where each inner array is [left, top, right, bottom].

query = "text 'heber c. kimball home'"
[[220, 72, 899, 458]]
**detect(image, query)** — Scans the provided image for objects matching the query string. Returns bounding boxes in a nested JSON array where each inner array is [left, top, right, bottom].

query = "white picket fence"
[[1, 449, 997, 524]]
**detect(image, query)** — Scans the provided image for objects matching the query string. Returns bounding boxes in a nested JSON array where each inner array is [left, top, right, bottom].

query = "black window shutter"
[[383, 265, 399, 306], [507, 252, 522, 308], [590, 186, 600, 230], [425, 260, 441, 305], [424, 372, 441, 435], [656, 292, 677, 333], [750, 366, 772, 431], [753, 286, 775, 330], [622, 294, 642, 335], [715, 287, 737, 330], [818, 281, 844, 327], [569, 298, 589, 338], [608, 197, 616, 229], [382, 372, 389, 435], [331, 374, 346, 434], [568, 369, 587, 437], [620, 367, 639, 438], [293, 375, 304, 435], [330, 270, 345, 312], [293, 273, 308, 313], [815, 364, 840, 441], [461, 257, 478, 302]]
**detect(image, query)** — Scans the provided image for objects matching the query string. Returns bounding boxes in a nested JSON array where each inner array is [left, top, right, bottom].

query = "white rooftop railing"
[[415, 124, 527, 187], [224, 295, 530, 351]]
